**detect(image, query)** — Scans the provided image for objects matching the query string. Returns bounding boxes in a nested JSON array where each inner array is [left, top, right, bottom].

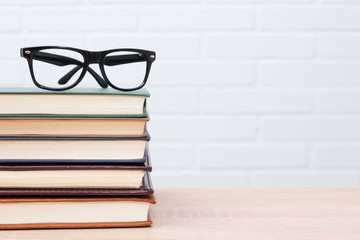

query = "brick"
[[260, 62, 360, 86], [319, 34, 360, 57], [148, 116, 257, 140], [201, 90, 312, 113], [252, 171, 360, 186], [262, 117, 360, 140], [197, 143, 307, 168], [315, 90, 360, 113], [86, 34, 200, 58], [147, 88, 199, 113], [91, 0, 199, 3], [150, 142, 195, 170], [205, 34, 314, 58], [149, 63, 254, 86], [209, 0, 312, 3], [152, 171, 248, 187], [259, 7, 360, 30], [0, 9, 20, 32], [142, 7, 253, 30], [0, 0, 80, 5], [323, 0, 360, 3], [315, 144, 360, 168], [24, 7, 137, 31]]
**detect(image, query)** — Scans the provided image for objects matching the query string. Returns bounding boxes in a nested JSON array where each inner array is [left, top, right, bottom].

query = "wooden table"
[[0, 187, 359, 239]]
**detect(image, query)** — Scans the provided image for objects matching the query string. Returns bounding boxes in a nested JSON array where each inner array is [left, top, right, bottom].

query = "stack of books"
[[0, 88, 155, 229]]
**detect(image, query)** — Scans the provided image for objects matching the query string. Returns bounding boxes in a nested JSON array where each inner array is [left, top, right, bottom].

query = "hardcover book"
[[0, 195, 156, 229], [0, 152, 152, 190], [0, 172, 154, 197], [0, 88, 150, 117], [0, 116, 149, 137], [0, 135, 150, 162]]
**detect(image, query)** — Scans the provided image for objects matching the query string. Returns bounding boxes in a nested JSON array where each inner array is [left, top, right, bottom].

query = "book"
[[0, 135, 150, 162], [0, 172, 154, 197], [0, 196, 156, 229], [0, 88, 150, 117], [0, 116, 149, 137], [0, 153, 152, 189]]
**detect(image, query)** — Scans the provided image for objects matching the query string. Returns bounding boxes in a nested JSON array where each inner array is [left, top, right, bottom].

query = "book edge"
[[0, 219, 153, 229], [0, 88, 150, 97]]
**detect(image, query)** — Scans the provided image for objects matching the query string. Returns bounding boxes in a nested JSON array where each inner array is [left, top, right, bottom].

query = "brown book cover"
[[0, 219, 154, 230], [0, 195, 156, 229], [0, 172, 154, 197]]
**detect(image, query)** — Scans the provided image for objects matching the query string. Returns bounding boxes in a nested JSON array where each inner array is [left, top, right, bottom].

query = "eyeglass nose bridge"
[[89, 51, 102, 64]]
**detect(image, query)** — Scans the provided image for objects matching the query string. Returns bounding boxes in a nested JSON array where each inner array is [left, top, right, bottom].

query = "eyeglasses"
[[20, 46, 156, 91]]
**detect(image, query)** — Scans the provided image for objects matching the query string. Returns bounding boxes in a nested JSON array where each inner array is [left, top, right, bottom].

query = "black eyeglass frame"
[[20, 46, 156, 91]]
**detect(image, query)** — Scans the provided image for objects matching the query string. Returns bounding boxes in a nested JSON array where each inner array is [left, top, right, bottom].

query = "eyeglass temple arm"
[[33, 52, 82, 66], [57, 65, 108, 88], [34, 52, 147, 66], [103, 54, 147, 66], [33, 52, 108, 88], [60, 54, 147, 85]]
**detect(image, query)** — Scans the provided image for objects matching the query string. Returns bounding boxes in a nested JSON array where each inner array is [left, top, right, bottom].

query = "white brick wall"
[[24, 7, 138, 32], [259, 7, 360, 30], [0, 0, 360, 186], [142, 7, 254, 30], [205, 34, 315, 57]]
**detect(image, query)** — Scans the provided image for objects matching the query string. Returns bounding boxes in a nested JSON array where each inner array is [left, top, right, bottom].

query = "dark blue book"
[[0, 151, 154, 196]]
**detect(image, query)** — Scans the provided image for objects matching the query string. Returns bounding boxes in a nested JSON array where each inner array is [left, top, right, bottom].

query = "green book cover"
[[0, 87, 150, 97], [0, 88, 150, 118]]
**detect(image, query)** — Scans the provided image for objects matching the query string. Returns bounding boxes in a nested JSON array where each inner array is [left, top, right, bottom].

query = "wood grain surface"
[[0, 187, 359, 240]]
